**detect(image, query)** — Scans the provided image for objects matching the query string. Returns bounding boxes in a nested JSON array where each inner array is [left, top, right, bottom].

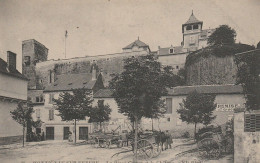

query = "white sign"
[[216, 104, 242, 112]]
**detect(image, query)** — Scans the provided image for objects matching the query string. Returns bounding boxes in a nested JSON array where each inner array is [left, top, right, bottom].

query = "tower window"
[[190, 36, 195, 45], [186, 25, 192, 30], [193, 24, 198, 29], [24, 56, 31, 66]]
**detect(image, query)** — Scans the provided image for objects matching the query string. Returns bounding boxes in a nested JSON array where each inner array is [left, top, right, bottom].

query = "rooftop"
[[44, 73, 99, 92], [0, 58, 28, 80], [93, 84, 243, 99], [123, 39, 149, 49], [157, 46, 187, 56], [183, 11, 203, 25], [167, 84, 243, 96]]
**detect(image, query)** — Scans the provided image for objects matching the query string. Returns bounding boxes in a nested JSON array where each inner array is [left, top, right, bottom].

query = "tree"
[[177, 91, 216, 139], [88, 100, 111, 131], [234, 50, 260, 110], [10, 100, 34, 147], [54, 88, 93, 144], [109, 55, 179, 161], [208, 25, 236, 46]]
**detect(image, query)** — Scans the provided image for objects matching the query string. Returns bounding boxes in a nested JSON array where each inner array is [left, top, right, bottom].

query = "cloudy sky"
[[0, 0, 259, 71]]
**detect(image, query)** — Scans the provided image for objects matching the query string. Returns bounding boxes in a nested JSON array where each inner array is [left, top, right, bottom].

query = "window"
[[49, 94, 54, 104], [36, 96, 44, 103], [190, 36, 195, 45], [166, 98, 172, 114], [49, 109, 54, 121], [193, 24, 198, 29], [244, 113, 260, 132], [24, 56, 30, 66], [167, 118, 171, 122], [169, 48, 174, 54], [176, 65, 179, 69], [186, 25, 192, 30], [36, 109, 40, 120], [97, 100, 104, 107]]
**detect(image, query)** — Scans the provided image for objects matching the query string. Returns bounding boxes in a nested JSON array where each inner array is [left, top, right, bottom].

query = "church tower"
[[182, 11, 203, 51]]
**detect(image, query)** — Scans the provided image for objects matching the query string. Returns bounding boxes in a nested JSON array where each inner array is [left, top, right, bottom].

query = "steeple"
[[184, 11, 202, 25], [182, 11, 203, 33]]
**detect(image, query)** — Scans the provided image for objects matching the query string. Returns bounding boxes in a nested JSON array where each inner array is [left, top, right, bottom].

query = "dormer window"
[[169, 48, 174, 54], [193, 24, 198, 29], [186, 25, 192, 30]]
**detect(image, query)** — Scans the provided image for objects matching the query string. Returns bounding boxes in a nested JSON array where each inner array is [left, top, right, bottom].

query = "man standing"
[[165, 130, 173, 149]]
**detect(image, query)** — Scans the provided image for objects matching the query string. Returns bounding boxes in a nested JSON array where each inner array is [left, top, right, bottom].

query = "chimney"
[[7, 51, 17, 70], [91, 64, 97, 81], [92, 67, 97, 81]]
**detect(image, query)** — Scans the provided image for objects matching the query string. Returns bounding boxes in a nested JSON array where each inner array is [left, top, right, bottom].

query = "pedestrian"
[[41, 130, 45, 141], [121, 131, 128, 147], [165, 130, 173, 149], [68, 130, 72, 142]]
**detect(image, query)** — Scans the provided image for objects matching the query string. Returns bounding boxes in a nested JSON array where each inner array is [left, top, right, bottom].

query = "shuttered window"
[[166, 98, 172, 114], [36, 109, 40, 119], [49, 94, 54, 104], [244, 113, 260, 132], [49, 110, 54, 121]]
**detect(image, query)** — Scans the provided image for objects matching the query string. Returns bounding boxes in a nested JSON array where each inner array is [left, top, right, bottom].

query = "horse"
[[154, 131, 168, 151]]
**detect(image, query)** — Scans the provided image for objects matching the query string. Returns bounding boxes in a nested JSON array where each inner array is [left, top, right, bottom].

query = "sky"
[[0, 0, 259, 71]]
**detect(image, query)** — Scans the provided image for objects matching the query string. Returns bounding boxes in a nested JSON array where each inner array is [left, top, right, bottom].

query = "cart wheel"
[[136, 139, 154, 160], [198, 138, 221, 159]]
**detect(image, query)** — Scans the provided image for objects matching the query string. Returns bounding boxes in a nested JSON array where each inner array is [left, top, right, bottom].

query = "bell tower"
[[182, 11, 203, 51]]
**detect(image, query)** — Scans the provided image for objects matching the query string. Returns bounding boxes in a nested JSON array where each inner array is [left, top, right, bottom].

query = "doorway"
[[46, 127, 54, 140], [79, 127, 88, 140]]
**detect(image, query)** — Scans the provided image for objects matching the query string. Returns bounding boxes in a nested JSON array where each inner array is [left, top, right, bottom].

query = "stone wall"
[[35, 51, 148, 88], [234, 111, 260, 163], [186, 55, 237, 85]]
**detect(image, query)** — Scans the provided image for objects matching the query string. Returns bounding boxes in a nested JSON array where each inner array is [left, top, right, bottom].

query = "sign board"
[[216, 104, 243, 112]]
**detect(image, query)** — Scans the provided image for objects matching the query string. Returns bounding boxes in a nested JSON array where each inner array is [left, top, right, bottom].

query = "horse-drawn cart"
[[112, 130, 165, 160], [196, 124, 233, 159], [135, 132, 162, 159], [89, 131, 121, 148]]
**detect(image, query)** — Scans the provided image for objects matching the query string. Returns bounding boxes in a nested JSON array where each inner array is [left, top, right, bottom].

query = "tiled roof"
[[93, 89, 114, 98], [123, 39, 149, 49], [158, 46, 186, 56], [44, 73, 98, 92], [167, 84, 243, 96], [183, 13, 203, 25], [0, 58, 28, 80]]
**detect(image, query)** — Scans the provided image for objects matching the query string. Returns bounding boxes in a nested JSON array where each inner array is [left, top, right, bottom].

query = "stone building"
[[157, 11, 215, 72], [23, 12, 221, 139], [0, 51, 28, 139], [94, 84, 245, 136], [35, 66, 104, 140]]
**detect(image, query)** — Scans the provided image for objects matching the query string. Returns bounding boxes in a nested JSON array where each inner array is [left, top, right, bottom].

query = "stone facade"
[[186, 55, 237, 85], [22, 39, 48, 89]]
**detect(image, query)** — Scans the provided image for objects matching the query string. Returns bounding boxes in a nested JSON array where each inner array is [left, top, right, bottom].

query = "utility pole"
[[65, 30, 68, 59]]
